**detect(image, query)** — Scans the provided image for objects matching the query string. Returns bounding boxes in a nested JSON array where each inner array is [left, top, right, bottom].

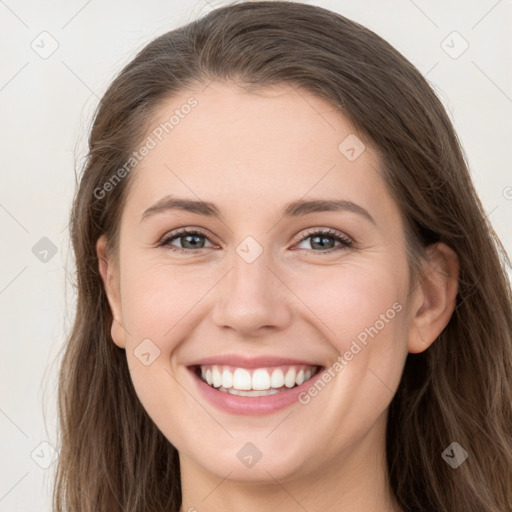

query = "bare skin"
[[97, 81, 458, 511]]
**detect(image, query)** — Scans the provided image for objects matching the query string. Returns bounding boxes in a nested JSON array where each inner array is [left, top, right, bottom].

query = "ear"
[[96, 234, 127, 349], [408, 242, 459, 354]]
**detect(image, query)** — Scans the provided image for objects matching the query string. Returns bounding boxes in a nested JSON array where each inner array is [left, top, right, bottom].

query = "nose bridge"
[[231, 240, 270, 295], [211, 236, 291, 333]]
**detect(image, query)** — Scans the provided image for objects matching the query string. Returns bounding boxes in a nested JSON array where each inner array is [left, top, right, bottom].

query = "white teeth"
[[252, 368, 271, 390], [233, 368, 252, 390], [212, 366, 222, 388], [222, 368, 233, 389], [284, 368, 296, 388], [270, 368, 285, 388], [198, 364, 319, 392]]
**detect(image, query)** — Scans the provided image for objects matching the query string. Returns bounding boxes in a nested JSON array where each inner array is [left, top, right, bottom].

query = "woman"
[[53, 1, 512, 511]]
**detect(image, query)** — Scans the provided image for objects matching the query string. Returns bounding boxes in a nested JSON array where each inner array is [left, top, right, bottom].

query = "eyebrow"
[[140, 195, 376, 225]]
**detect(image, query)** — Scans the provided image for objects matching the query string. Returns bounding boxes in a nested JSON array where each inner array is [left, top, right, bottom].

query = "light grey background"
[[0, 0, 511, 510]]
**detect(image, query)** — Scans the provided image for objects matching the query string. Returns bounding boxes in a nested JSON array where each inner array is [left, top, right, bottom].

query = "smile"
[[195, 364, 321, 396], [187, 355, 326, 415]]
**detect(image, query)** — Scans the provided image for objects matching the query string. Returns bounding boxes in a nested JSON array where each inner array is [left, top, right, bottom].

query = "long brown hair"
[[52, 1, 512, 510]]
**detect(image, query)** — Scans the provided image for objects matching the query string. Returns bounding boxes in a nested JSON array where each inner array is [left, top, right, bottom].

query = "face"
[[98, 81, 440, 485]]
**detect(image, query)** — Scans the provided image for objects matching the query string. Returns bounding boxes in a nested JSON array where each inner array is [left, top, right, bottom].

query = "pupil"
[[183, 235, 204, 249], [311, 235, 334, 250]]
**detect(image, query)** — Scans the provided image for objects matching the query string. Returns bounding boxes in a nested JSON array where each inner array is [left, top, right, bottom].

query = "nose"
[[211, 249, 292, 337]]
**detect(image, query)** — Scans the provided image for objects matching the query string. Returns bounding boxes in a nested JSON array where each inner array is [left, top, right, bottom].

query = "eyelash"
[[158, 227, 354, 255]]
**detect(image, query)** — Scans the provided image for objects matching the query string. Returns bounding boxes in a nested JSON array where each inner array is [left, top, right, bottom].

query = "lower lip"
[[188, 367, 323, 416]]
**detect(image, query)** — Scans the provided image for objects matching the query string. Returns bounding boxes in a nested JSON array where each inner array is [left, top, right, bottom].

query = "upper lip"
[[188, 354, 322, 369]]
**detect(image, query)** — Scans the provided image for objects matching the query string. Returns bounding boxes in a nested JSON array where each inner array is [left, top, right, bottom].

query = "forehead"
[[124, 81, 397, 225]]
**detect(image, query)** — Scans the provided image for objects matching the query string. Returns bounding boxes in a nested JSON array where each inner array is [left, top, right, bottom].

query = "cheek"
[[293, 259, 409, 409], [120, 262, 212, 343], [118, 264, 209, 443], [291, 260, 407, 347]]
